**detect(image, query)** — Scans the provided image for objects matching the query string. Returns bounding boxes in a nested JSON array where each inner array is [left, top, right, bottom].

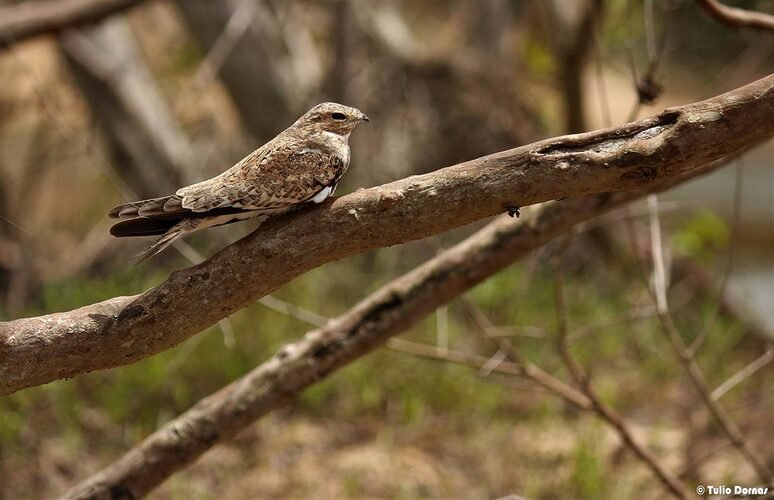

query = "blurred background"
[[1, 0, 773, 498]]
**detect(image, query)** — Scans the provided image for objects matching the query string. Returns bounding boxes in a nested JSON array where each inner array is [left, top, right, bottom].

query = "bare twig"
[[385, 338, 592, 410], [458, 296, 590, 410], [5, 36, 134, 200], [688, 162, 743, 355], [671, 256, 774, 343], [711, 347, 774, 401], [2, 76, 773, 396], [568, 305, 658, 343], [549, 0, 605, 133], [173, 0, 289, 140], [646, 191, 772, 483], [460, 269, 685, 498], [257, 295, 328, 328], [648, 195, 669, 313], [695, 0, 774, 33], [190, 0, 255, 90], [678, 442, 734, 479], [626, 0, 669, 121], [551, 240, 689, 499], [656, 311, 772, 482]]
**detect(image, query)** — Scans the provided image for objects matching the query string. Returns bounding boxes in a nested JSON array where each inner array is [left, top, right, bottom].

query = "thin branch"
[[551, 242, 688, 499], [552, 239, 587, 385], [647, 194, 772, 483], [0, 0, 147, 50], [190, 0, 256, 90], [172, 0, 289, 140], [648, 195, 669, 313], [385, 338, 592, 410], [695, 0, 774, 33], [626, 0, 669, 121], [671, 256, 774, 343], [568, 305, 658, 343], [550, 0, 605, 133], [688, 161, 743, 355], [656, 311, 772, 482], [257, 295, 328, 328], [2, 75, 773, 396], [458, 296, 590, 410], [711, 347, 774, 401], [61, 150, 746, 499]]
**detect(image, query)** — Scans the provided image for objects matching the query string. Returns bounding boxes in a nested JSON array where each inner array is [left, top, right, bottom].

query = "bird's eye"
[[331, 112, 347, 121]]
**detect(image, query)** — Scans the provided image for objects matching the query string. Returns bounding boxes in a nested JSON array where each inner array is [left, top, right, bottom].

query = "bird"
[[108, 102, 369, 261]]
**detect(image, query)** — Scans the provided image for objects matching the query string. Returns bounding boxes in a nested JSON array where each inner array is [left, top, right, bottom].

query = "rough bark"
[[0, 0, 146, 49], [1, 75, 773, 397], [60, 157, 732, 500]]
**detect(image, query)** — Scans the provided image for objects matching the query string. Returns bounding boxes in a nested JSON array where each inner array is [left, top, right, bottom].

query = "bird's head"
[[298, 102, 370, 137]]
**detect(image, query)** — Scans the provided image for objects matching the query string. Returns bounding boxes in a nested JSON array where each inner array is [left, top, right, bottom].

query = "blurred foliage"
[[571, 430, 605, 499], [672, 210, 730, 261]]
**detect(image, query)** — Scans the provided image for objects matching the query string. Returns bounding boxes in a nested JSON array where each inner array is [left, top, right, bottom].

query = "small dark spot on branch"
[[312, 340, 343, 359], [353, 292, 404, 335], [620, 166, 658, 183], [594, 192, 615, 208], [109, 483, 135, 500], [116, 305, 145, 322]]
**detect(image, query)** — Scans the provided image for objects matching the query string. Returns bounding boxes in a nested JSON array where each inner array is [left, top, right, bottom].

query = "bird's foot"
[[506, 205, 521, 218]]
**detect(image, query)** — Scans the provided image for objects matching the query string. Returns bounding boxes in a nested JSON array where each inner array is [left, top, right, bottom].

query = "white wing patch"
[[310, 185, 333, 204]]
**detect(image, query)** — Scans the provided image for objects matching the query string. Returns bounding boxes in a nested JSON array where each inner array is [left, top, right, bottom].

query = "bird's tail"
[[134, 219, 197, 262]]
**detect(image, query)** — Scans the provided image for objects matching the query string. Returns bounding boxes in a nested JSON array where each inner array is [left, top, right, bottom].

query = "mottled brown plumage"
[[109, 102, 369, 260]]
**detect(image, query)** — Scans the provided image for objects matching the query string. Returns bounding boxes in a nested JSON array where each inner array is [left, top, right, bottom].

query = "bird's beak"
[[360, 112, 370, 123]]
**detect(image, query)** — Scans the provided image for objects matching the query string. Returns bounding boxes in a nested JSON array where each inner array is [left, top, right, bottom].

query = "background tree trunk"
[[173, 0, 290, 142], [59, 15, 192, 198]]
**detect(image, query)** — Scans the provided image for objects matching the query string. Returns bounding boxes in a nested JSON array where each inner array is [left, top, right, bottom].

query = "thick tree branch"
[[61, 155, 736, 499], [1, 75, 773, 396], [695, 0, 774, 32], [0, 0, 147, 49]]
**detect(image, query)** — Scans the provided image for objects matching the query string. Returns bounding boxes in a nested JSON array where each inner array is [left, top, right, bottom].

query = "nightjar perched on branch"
[[108, 102, 369, 261]]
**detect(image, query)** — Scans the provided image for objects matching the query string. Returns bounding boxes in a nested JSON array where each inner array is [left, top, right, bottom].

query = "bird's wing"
[[107, 194, 251, 219], [177, 147, 348, 213], [108, 145, 347, 220]]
